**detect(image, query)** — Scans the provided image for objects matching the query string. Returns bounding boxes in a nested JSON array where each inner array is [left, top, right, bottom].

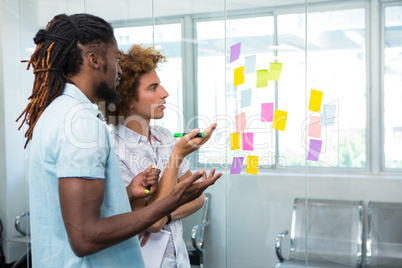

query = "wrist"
[[126, 186, 134, 202], [166, 213, 172, 225], [169, 151, 184, 167]]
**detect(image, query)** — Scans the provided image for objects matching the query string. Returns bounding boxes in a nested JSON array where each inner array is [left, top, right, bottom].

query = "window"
[[196, 16, 275, 167], [278, 8, 366, 168], [384, 4, 402, 169], [195, 7, 367, 169], [112, 2, 399, 172], [114, 23, 183, 134]]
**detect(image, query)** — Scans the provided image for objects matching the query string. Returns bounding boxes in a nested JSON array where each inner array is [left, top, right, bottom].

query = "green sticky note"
[[234, 66, 244, 86], [267, 63, 282, 81], [309, 89, 323, 112], [256, 69, 268, 88]]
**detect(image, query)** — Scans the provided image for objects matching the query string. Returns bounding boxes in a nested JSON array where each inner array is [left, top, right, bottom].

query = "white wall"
[[0, 0, 31, 263]]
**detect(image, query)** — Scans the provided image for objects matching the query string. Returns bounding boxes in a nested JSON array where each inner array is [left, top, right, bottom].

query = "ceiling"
[[33, 0, 335, 26]]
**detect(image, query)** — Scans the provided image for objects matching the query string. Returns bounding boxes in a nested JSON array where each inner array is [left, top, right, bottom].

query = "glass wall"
[[4, 0, 401, 267]]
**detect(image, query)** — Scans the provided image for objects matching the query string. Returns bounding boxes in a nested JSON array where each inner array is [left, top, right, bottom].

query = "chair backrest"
[[367, 201, 402, 267], [15, 212, 30, 236], [290, 198, 363, 266], [182, 193, 210, 251]]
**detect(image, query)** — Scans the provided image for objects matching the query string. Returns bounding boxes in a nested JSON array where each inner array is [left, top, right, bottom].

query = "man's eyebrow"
[[147, 82, 159, 88]]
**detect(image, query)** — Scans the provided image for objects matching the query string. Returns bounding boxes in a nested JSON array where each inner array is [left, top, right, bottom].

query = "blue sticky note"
[[321, 105, 337, 126], [241, 88, 252, 108], [243, 55, 256, 74], [229, 42, 241, 63]]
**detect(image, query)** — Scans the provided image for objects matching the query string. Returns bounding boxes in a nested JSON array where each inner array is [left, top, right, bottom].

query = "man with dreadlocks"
[[17, 13, 221, 267]]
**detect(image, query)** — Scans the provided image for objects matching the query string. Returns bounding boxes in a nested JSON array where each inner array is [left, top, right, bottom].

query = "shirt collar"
[[62, 83, 101, 118], [149, 126, 162, 146], [115, 125, 142, 148], [114, 125, 162, 148]]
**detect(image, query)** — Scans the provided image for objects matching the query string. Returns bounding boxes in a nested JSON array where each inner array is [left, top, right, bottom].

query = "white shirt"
[[111, 124, 191, 268]]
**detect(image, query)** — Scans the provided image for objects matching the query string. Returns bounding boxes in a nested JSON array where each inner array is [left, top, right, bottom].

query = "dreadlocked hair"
[[17, 13, 114, 148], [100, 44, 166, 126]]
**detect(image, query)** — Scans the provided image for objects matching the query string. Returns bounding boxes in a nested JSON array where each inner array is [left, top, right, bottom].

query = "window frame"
[[380, 0, 402, 174]]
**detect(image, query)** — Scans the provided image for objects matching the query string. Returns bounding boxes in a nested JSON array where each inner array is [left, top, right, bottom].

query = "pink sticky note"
[[229, 42, 241, 63], [308, 115, 321, 138], [307, 139, 322, 161], [230, 157, 244, 174], [235, 112, 247, 132], [261, 103, 274, 122], [242, 132, 254, 151]]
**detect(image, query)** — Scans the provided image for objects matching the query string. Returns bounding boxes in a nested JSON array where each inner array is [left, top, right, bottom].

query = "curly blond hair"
[[100, 44, 166, 125]]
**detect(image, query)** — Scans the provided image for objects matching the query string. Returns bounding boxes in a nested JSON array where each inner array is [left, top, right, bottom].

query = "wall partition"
[[1, 0, 401, 267]]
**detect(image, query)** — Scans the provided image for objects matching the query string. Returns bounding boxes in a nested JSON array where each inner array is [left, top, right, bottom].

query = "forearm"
[[171, 194, 204, 221], [146, 195, 203, 233], [65, 195, 175, 257], [60, 170, 216, 258]]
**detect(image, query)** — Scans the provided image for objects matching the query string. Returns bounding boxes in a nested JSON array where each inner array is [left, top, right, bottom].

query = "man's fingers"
[[187, 170, 205, 184], [149, 168, 161, 175], [184, 128, 201, 140], [208, 168, 216, 179], [203, 123, 217, 138], [138, 166, 152, 177], [207, 172, 222, 185], [140, 232, 151, 247]]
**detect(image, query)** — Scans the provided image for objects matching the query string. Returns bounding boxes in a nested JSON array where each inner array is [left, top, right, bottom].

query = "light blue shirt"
[[28, 83, 145, 268]]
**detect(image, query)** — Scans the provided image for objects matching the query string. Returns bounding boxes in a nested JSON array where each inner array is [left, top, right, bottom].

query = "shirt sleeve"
[[116, 155, 135, 187], [56, 116, 109, 179]]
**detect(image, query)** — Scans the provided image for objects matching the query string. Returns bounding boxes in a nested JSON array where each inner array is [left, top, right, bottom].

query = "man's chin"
[[96, 81, 121, 104]]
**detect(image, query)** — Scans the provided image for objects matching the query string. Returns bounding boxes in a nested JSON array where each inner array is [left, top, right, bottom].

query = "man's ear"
[[87, 53, 102, 71]]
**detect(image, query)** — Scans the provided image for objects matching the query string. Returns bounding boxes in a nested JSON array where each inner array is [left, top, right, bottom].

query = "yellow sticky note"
[[256, 69, 268, 88], [246, 155, 259, 175], [267, 63, 282, 81], [230, 132, 241, 150], [273, 110, 288, 131], [309, 89, 323, 112], [234, 66, 244, 86]]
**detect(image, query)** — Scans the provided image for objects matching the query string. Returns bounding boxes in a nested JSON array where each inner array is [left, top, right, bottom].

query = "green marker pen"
[[174, 133, 205, 138]]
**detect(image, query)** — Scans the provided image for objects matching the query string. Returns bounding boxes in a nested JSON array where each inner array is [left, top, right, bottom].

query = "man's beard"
[[96, 81, 121, 104]]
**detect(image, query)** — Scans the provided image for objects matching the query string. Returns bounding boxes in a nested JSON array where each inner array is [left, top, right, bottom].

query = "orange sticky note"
[[234, 66, 245, 86], [230, 132, 241, 150], [273, 110, 288, 131], [309, 89, 323, 112], [308, 115, 321, 138], [246, 155, 259, 175]]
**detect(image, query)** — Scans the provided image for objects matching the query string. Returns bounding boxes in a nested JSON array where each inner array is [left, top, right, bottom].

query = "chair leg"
[[11, 248, 31, 268]]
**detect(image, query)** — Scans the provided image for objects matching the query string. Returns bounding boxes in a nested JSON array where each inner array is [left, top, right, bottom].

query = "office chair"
[[182, 193, 211, 268], [275, 198, 364, 268], [366, 201, 402, 267]]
